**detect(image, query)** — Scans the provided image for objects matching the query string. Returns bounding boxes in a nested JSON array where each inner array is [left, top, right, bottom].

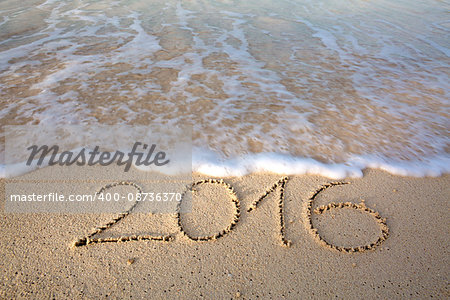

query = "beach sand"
[[0, 168, 448, 298]]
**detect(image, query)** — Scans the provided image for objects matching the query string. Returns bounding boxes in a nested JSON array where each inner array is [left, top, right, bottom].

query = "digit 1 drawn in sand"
[[247, 177, 291, 247], [176, 179, 241, 241], [305, 182, 389, 253], [72, 181, 173, 248]]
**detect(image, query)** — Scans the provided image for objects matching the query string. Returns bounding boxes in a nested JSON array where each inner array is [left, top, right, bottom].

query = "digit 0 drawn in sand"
[[305, 182, 389, 253], [176, 179, 241, 241], [247, 176, 291, 247], [72, 181, 173, 248]]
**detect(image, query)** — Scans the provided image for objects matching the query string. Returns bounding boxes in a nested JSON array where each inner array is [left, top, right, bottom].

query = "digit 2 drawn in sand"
[[72, 179, 241, 247], [72, 181, 172, 247]]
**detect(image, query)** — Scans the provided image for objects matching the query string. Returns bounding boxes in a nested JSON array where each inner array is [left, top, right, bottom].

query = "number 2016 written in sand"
[[73, 178, 389, 253]]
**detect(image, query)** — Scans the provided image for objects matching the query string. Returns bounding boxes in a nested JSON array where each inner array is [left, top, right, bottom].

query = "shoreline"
[[2, 151, 450, 179]]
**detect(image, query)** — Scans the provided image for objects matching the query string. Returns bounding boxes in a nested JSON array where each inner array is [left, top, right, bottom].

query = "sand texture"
[[0, 168, 448, 299]]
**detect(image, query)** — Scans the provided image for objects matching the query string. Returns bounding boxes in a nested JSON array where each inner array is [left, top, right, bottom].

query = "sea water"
[[0, 0, 448, 178]]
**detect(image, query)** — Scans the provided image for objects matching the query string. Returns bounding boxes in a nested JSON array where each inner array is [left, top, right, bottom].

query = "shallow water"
[[0, 0, 449, 177]]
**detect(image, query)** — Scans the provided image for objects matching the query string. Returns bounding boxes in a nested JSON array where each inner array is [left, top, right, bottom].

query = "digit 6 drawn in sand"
[[305, 182, 389, 253], [247, 178, 389, 251]]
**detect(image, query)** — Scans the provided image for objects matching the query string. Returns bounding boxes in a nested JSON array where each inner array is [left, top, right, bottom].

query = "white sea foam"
[[191, 149, 450, 179], [2, 150, 449, 179]]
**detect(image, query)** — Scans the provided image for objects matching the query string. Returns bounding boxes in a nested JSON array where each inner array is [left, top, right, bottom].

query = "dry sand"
[[0, 167, 448, 299]]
